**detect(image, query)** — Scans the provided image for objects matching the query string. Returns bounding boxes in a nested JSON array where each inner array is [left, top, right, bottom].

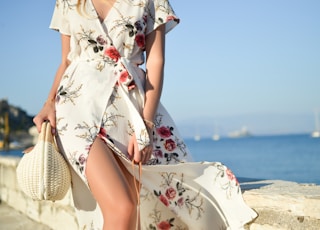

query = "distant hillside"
[[0, 99, 34, 134]]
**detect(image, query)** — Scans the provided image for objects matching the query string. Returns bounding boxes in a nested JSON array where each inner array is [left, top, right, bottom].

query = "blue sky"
[[1, 0, 319, 137]]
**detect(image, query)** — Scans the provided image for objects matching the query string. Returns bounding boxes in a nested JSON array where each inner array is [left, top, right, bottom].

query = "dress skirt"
[[56, 72, 257, 229]]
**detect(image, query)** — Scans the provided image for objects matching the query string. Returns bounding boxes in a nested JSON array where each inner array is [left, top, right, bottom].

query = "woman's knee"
[[112, 195, 136, 217]]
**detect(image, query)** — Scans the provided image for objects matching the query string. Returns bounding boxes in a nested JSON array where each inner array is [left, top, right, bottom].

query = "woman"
[[34, 0, 257, 229]]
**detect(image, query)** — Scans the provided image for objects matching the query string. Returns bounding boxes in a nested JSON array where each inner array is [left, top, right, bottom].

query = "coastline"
[[0, 129, 35, 152], [1, 156, 319, 229], [3, 133, 320, 186]]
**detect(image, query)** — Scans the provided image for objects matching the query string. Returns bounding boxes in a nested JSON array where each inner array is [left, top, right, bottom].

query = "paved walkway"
[[0, 202, 51, 230]]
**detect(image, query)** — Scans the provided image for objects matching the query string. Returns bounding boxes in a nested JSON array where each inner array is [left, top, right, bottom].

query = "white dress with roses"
[[50, 0, 257, 229]]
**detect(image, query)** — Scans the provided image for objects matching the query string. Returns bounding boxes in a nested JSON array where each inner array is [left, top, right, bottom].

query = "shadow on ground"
[[238, 177, 273, 191]]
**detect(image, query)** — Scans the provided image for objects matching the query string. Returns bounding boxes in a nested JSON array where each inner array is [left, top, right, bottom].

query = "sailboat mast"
[[315, 109, 320, 131], [311, 108, 320, 138]]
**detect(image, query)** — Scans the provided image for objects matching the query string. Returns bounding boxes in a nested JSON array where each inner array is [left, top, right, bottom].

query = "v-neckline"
[[90, 0, 118, 23]]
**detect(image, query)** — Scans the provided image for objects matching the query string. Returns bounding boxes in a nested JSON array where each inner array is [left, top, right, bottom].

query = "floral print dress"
[[50, 0, 257, 229]]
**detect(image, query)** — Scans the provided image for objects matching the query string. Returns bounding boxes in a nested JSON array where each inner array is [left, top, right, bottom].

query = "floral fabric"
[[50, 0, 257, 229]]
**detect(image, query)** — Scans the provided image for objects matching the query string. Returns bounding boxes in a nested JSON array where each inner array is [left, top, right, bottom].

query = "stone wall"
[[0, 156, 319, 230], [0, 156, 78, 229]]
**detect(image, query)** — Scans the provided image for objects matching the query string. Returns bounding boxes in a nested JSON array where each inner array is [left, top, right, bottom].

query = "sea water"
[[1, 134, 319, 185], [185, 134, 320, 185]]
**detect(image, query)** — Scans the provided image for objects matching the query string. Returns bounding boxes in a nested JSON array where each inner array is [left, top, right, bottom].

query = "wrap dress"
[[50, 0, 258, 229]]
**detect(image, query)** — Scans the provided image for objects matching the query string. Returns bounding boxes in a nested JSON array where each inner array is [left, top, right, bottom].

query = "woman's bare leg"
[[86, 138, 138, 230], [114, 153, 141, 230]]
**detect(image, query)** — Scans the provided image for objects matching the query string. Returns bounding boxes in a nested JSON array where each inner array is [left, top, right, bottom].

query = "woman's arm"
[[128, 24, 166, 163], [143, 24, 166, 124], [33, 34, 71, 132]]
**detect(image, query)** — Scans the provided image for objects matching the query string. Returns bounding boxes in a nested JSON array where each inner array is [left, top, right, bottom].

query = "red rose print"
[[164, 139, 176, 151], [157, 221, 171, 230], [99, 127, 107, 137], [165, 187, 176, 200], [134, 21, 143, 31], [85, 145, 91, 151], [154, 149, 163, 158], [119, 71, 129, 83], [135, 33, 145, 48], [78, 154, 86, 165], [104, 46, 120, 62], [177, 197, 184, 207], [157, 126, 172, 138], [143, 14, 147, 23], [159, 194, 169, 207], [226, 168, 239, 185], [96, 35, 106, 45]]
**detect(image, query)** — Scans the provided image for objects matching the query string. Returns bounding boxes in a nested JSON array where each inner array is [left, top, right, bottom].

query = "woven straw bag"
[[16, 121, 71, 201]]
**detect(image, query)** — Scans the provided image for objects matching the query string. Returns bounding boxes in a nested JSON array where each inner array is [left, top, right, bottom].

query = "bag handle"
[[132, 160, 142, 230], [44, 121, 53, 143], [44, 121, 60, 152], [23, 121, 58, 154]]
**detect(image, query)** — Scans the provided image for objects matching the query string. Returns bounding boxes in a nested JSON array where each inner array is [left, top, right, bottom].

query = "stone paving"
[[0, 202, 51, 230]]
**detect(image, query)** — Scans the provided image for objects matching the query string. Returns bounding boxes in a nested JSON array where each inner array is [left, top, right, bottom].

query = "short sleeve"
[[146, 0, 180, 35], [49, 0, 71, 35]]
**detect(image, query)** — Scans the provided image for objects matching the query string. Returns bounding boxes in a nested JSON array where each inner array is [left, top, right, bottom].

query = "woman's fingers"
[[127, 135, 135, 160], [145, 146, 152, 163], [133, 140, 141, 163], [139, 145, 152, 164], [33, 114, 56, 133], [47, 114, 56, 127], [33, 102, 57, 133], [128, 134, 153, 164], [33, 115, 44, 133]]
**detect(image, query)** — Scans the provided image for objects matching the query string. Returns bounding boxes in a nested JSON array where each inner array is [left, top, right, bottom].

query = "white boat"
[[228, 126, 251, 138], [311, 109, 320, 138], [311, 131, 320, 138], [211, 122, 220, 141], [212, 134, 220, 141], [194, 134, 201, 141], [194, 123, 201, 141]]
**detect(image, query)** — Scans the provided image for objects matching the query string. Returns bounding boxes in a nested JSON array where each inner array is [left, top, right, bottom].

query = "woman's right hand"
[[33, 99, 56, 134]]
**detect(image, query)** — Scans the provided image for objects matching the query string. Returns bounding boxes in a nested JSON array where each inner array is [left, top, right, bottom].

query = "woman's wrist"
[[44, 97, 55, 106], [143, 118, 155, 129]]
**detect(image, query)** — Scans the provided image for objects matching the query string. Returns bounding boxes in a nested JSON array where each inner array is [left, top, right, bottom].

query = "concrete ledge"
[[0, 156, 78, 229], [1, 156, 319, 229], [243, 180, 320, 230]]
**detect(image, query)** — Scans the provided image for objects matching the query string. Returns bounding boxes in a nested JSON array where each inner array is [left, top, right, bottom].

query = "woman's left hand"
[[127, 131, 153, 164]]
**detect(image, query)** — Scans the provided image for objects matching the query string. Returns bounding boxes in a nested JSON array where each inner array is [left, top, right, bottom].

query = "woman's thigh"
[[85, 138, 137, 210]]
